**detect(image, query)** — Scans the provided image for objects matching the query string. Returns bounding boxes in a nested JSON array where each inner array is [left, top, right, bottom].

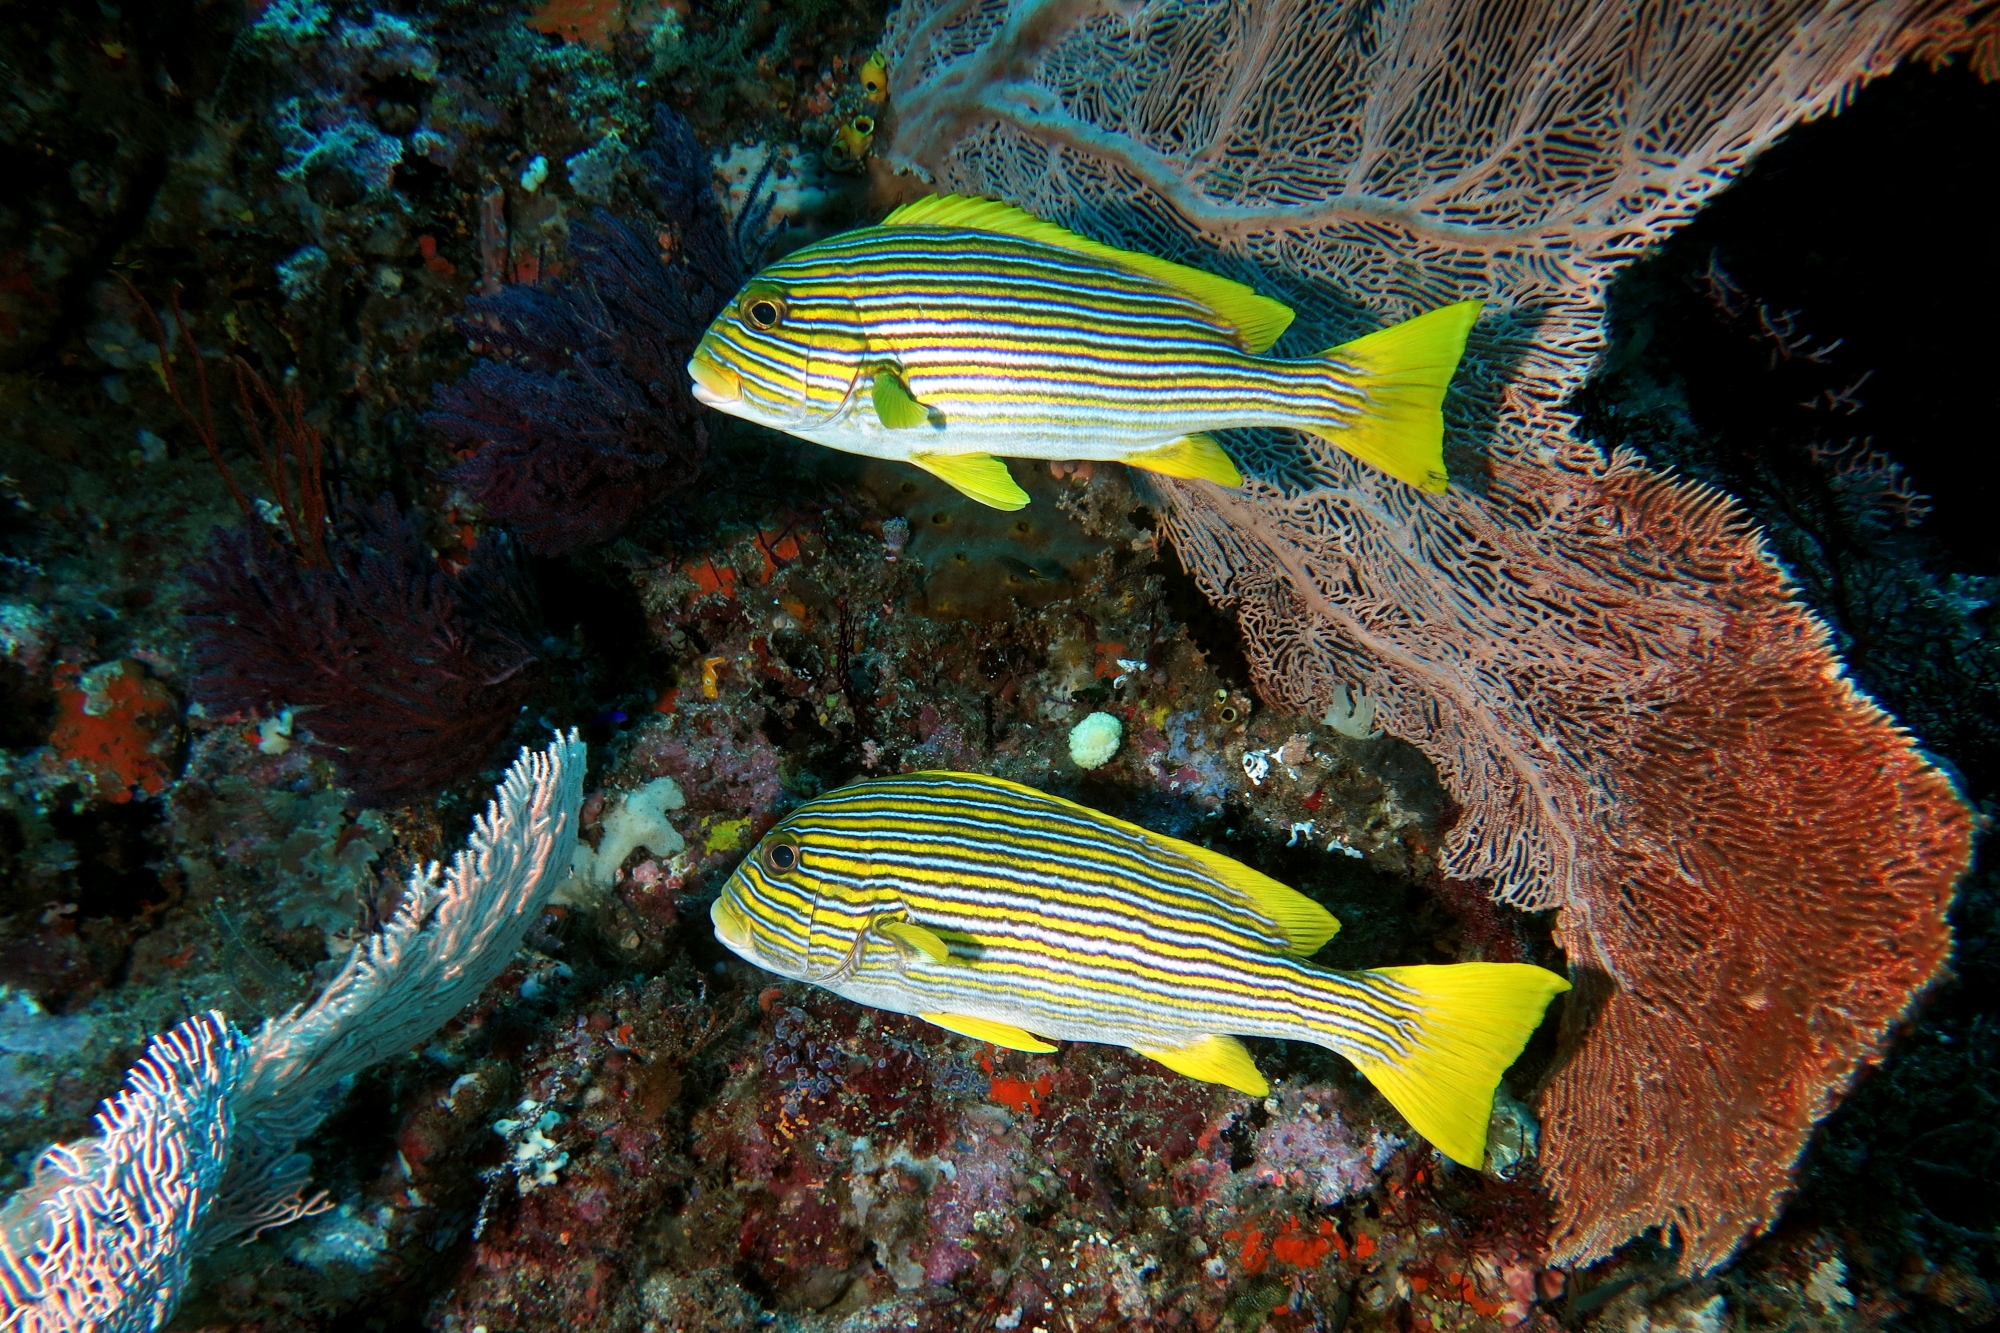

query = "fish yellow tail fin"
[[1347, 962, 1567, 1168], [1306, 299, 1481, 495]]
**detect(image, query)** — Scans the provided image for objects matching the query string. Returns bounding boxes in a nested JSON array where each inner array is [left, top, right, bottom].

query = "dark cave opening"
[[47, 795, 168, 920]]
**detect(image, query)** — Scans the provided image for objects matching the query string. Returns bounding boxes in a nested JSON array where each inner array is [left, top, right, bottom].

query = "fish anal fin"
[[909, 453, 1030, 510], [880, 195, 1294, 353], [1346, 962, 1570, 1169], [1135, 1035, 1269, 1097], [1309, 300, 1482, 495], [879, 919, 951, 964], [872, 368, 934, 429], [1124, 434, 1243, 487], [922, 1012, 1057, 1052]]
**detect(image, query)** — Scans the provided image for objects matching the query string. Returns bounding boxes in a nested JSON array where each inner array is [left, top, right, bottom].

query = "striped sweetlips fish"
[[686, 195, 1482, 511], [711, 772, 1569, 1167]]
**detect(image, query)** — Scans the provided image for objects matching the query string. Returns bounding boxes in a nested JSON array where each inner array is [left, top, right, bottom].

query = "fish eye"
[[762, 833, 801, 874], [745, 297, 783, 331]]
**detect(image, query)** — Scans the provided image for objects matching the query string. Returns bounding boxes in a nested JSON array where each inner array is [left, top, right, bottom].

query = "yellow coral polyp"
[[825, 115, 876, 172], [860, 51, 887, 103]]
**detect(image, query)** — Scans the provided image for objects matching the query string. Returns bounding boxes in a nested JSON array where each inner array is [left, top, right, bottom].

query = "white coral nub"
[[1068, 711, 1123, 769]]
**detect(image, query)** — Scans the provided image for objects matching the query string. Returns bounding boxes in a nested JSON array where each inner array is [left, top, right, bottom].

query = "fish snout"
[[711, 890, 753, 952], [688, 350, 742, 406]]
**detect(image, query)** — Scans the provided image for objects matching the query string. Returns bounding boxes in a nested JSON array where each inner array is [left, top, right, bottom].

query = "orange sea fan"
[[1158, 451, 1970, 1271], [881, 0, 1981, 1269]]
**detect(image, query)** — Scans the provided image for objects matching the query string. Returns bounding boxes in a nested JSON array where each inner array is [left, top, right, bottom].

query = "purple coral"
[[428, 108, 775, 555], [184, 498, 542, 809]]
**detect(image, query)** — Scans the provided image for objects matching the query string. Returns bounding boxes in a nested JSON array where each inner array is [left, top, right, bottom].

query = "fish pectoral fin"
[[871, 368, 936, 429], [922, 1013, 1058, 1053], [909, 453, 1030, 510], [1124, 434, 1244, 487], [878, 919, 952, 964], [1134, 1035, 1270, 1097]]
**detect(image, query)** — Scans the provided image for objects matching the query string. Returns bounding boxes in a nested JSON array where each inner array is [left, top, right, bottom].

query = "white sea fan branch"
[[0, 733, 587, 1329], [206, 730, 586, 1244], [0, 1013, 244, 1333]]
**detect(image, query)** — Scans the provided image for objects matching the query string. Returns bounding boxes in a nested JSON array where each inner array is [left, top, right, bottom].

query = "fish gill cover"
[[878, 0, 1981, 1274]]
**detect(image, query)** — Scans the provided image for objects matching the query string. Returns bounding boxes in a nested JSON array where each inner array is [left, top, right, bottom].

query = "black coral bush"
[[186, 498, 542, 808], [427, 107, 774, 555]]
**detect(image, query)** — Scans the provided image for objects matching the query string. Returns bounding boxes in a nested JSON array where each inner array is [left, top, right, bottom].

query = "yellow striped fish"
[[711, 772, 1568, 1167], [687, 195, 1481, 510]]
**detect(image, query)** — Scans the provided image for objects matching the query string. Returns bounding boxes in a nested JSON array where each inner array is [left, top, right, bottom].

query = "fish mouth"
[[710, 891, 752, 951], [687, 351, 742, 406]]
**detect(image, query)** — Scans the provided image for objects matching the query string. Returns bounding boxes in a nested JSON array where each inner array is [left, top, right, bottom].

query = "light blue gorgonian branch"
[[205, 730, 587, 1242], [0, 733, 586, 1328], [0, 1013, 244, 1333]]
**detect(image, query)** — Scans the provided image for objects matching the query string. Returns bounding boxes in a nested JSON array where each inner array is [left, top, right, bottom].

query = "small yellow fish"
[[688, 194, 1480, 510], [711, 772, 1568, 1167]]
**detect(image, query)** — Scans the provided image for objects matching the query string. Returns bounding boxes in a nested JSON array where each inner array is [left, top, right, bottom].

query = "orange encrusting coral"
[[47, 659, 180, 803], [524, 0, 626, 48], [987, 1072, 1052, 1116]]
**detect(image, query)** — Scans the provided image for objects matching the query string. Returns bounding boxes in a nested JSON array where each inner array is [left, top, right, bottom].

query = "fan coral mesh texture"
[[428, 107, 771, 554], [207, 732, 584, 1242], [0, 1012, 244, 1333], [0, 736, 585, 1328], [184, 498, 542, 809], [882, 0, 1977, 1271]]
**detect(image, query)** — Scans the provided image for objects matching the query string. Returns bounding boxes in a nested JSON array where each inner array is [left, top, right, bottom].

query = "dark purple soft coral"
[[186, 498, 543, 809], [428, 108, 776, 555]]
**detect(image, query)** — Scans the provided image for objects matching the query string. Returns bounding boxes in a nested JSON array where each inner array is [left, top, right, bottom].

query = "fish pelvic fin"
[[1135, 1034, 1269, 1097], [880, 195, 1295, 353], [1124, 434, 1244, 488], [1345, 962, 1568, 1169], [923, 1013, 1057, 1052], [908, 452, 1030, 510], [1306, 299, 1482, 495]]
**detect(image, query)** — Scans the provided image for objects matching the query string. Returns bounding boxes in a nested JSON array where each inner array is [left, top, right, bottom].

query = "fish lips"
[[687, 351, 742, 406], [710, 890, 754, 955]]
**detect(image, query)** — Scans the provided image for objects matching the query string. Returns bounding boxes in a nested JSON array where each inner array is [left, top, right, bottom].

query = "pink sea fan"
[[881, 0, 1978, 1272]]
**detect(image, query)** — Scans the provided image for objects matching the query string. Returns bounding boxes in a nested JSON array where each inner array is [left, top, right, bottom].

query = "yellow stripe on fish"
[[687, 196, 1482, 508], [711, 772, 1569, 1167]]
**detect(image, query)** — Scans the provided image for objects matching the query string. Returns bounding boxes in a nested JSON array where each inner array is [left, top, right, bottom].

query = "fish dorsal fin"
[[922, 1012, 1058, 1052], [1162, 836, 1341, 955], [1134, 1035, 1269, 1097], [879, 919, 951, 963], [1122, 433, 1244, 487], [872, 368, 933, 429], [908, 452, 1030, 510], [881, 195, 1295, 354], [919, 771, 1338, 955]]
